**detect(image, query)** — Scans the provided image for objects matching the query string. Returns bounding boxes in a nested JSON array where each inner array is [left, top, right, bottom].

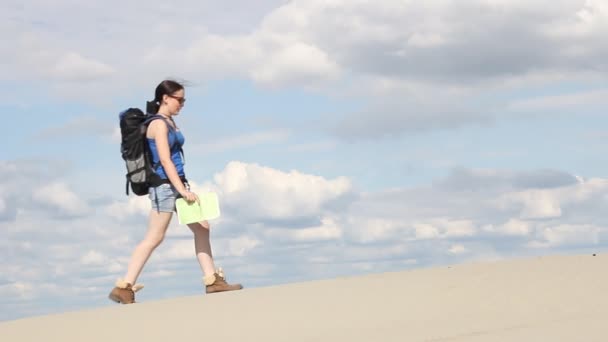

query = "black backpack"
[[118, 108, 165, 196]]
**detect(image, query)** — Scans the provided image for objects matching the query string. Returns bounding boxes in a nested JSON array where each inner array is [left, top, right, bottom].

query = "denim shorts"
[[149, 183, 181, 212]]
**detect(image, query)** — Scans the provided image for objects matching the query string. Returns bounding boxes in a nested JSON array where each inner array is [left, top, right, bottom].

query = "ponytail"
[[146, 100, 160, 114]]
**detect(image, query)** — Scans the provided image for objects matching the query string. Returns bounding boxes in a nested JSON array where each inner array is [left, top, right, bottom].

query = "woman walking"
[[109, 79, 242, 304]]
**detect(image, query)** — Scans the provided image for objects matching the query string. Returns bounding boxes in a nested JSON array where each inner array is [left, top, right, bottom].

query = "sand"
[[1, 253, 607, 341]]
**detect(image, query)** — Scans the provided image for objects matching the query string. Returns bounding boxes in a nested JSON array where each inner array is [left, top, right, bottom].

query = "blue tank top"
[[147, 120, 186, 179]]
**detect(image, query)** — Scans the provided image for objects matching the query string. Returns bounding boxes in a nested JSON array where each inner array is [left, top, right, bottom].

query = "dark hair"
[[146, 79, 185, 113]]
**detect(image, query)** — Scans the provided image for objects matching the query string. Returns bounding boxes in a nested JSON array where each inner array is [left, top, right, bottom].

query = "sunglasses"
[[168, 95, 186, 104]]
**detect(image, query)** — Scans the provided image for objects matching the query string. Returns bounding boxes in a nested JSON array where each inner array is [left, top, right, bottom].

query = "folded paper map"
[[175, 192, 221, 225]]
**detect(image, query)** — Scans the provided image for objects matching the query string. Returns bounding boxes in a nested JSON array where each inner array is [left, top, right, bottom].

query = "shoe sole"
[[206, 286, 244, 294]]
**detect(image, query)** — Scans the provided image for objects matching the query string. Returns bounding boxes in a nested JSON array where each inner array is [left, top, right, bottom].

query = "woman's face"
[[164, 89, 186, 115]]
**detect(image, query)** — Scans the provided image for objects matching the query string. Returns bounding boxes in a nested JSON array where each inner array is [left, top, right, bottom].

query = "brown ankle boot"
[[204, 268, 243, 294], [108, 279, 144, 304]]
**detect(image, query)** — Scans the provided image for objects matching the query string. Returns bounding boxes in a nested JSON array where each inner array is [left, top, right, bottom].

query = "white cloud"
[[80, 250, 107, 266], [160, 240, 195, 261], [505, 190, 563, 220], [32, 182, 90, 217], [528, 224, 601, 248], [256, 0, 606, 84], [448, 244, 467, 255], [225, 236, 262, 257], [212, 161, 355, 222], [493, 219, 531, 236], [160, 235, 261, 260], [3, 29, 115, 83], [346, 218, 477, 244], [264, 217, 342, 242], [345, 218, 403, 243], [144, 269, 176, 279], [9, 0, 605, 90], [0, 282, 35, 299], [491, 177, 608, 221], [49, 52, 115, 82], [250, 41, 341, 87], [550, 0, 608, 37], [414, 223, 441, 240], [3, 0, 607, 141], [105, 196, 150, 221], [523, 200, 563, 220], [440, 219, 477, 238]]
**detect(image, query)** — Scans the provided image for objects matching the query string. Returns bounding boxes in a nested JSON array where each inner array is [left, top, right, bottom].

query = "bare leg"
[[188, 220, 216, 276], [123, 210, 173, 284]]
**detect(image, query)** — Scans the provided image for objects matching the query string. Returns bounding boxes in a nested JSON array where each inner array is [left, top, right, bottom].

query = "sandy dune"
[[2, 253, 607, 341]]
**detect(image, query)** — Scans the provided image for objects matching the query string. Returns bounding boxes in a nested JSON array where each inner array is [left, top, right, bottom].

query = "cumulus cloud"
[[483, 219, 531, 237], [171, 0, 601, 92], [32, 182, 91, 218], [528, 224, 601, 248], [0, 160, 78, 221], [104, 196, 150, 222], [249, 41, 341, 88], [159, 235, 262, 261], [10, 1, 605, 88], [223, 236, 263, 257], [3, 29, 114, 83], [448, 244, 468, 255], [80, 250, 107, 266], [144, 25, 342, 89], [211, 161, 356, 223], [498, 189, 563, 220], [3, 0, 607, 140], [340, 167, 608, 258], [49, 52, 115, 82], [250, 0, 607, 139], [263, 217, 343, 242]]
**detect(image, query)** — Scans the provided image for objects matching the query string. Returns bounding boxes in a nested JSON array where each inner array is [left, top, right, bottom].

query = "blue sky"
[[2, 0, 608, 321]]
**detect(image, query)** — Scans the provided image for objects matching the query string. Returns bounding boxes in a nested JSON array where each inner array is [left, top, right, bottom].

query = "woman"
[[109, 79, 243, 304]]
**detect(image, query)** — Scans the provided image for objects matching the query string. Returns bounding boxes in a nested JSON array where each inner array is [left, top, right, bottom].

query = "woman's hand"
[[180, 189, 199, 204]]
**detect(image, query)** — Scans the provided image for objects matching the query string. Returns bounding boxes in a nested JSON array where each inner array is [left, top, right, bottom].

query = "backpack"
[[118, 108, 165, 196]]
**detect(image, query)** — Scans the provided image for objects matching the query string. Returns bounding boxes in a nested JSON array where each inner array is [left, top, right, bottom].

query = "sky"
[[2, 0, 608, 321]]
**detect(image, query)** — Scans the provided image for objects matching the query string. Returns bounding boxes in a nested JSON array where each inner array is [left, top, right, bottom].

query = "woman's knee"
[[143, 233, 165, 248], [143, 210, 172, 248], [189, 221, 210, 234]]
